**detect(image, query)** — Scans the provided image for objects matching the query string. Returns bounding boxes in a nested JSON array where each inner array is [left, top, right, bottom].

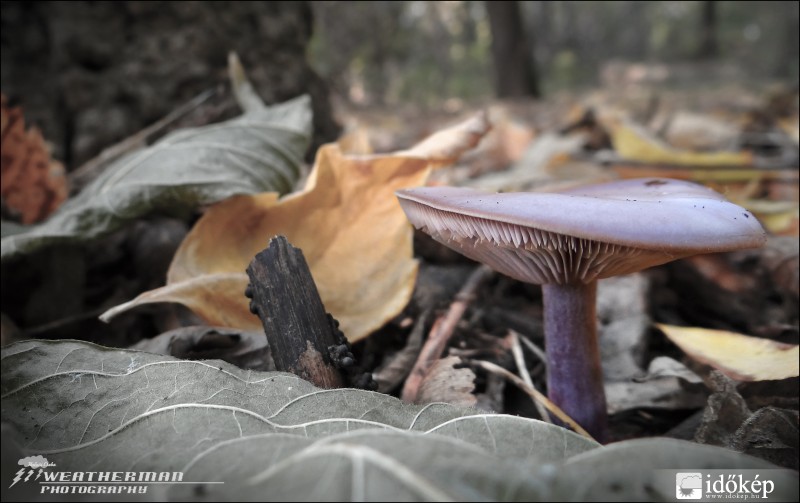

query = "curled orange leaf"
[[102, 114, 491, 341]]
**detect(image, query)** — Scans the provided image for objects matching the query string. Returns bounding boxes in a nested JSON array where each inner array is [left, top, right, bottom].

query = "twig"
[[515, 330, 548, 370], [401, 265, 494, 403], [22, 307, 108, 337], [373, 308, 431, 393], [475, 360, 596, 442], [508, 330, 551, 424], [69, 88, 217, 191]]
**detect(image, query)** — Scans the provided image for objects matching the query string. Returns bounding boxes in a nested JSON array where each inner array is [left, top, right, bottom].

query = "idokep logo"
[[659, 469, 796, 502], [675, 472, 703, 499]]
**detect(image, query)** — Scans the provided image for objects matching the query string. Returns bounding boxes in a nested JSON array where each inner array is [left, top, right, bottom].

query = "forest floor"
[[2, 79, 798, 470]]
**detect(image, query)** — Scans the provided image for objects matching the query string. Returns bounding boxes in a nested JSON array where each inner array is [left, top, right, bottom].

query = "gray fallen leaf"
[[731, 407, 799, 470], [634, 356, 703, 385], [1, 339, 595, 501], [1, 67, 311, 260], [551, 438, 799, 501], [696, 372, 799, 469], [695, 371, 752, 447], [605, 379, 708, 415], [3, 340, 794, 501], [598, 273, 650, 381]]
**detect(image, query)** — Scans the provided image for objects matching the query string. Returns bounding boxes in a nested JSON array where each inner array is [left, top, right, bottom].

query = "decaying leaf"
[[102, 114, 492, 342], [657, 323, 800, 381], [0, 94, 68, 224], [415, 355, 476, 407]]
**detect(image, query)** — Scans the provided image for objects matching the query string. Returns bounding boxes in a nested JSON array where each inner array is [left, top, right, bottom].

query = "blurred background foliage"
[[309, 1, 799, 107]]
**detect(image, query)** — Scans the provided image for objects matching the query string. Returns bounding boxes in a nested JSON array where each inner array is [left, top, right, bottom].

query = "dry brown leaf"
[[102, 273, 254, 328], [658, 111, 739, 151], [398, 111, 490, 166], [465, 133, 606, 192], [492, 117, 536, 166], [657, 324, 800, 382], [1, 94, 68, 223], [457, 108, 536, 178], [101, 115, 491, 342], [415, 355, 476, 407]]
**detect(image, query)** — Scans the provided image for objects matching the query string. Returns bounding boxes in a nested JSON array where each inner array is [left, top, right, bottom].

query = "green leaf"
[[0, 94, 311, 260], [3, 340, 795, 501]]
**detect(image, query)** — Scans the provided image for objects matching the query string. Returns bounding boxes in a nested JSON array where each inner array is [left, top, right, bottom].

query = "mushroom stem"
[[542, 281, 608, 442]]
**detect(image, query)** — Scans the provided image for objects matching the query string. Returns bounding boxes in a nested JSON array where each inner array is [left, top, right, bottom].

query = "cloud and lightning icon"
[[9, 456, 51, 488]]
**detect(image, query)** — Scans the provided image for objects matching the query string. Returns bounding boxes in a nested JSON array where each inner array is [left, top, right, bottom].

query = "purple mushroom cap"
[[396, 178, 767, 285]]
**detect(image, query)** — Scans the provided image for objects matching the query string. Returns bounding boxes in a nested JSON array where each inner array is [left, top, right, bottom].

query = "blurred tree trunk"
[[696, 1, 719, 59], [0, 1, 340, 166], [486, 1, 540, 98], [529, 1, 552, 71], [774, 1, 799, 79]]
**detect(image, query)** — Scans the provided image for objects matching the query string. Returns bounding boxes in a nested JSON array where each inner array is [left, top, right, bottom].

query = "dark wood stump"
[[245, 235, 375, 390]]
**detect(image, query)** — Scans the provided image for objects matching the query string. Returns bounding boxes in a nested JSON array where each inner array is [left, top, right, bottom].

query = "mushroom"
[[395, 178, 766, 441]]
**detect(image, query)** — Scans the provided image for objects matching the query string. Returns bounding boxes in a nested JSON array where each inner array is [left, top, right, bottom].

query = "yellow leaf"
[[610, 120, 753, 167], [741, 199, 799, 236], [102, 114, 491, 342], [657, 324, 799, 381]]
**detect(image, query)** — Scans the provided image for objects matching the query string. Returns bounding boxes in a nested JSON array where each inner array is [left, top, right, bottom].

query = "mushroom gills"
[[401, 200, 670, 285]]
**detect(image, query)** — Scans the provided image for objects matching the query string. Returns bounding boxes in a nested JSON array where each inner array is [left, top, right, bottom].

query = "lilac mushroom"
[[396, 178, 766, 441]]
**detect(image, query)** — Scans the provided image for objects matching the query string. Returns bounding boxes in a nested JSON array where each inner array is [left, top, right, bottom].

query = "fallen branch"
[[246, 235, 345, 389], [401, 265, 493, 402]]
